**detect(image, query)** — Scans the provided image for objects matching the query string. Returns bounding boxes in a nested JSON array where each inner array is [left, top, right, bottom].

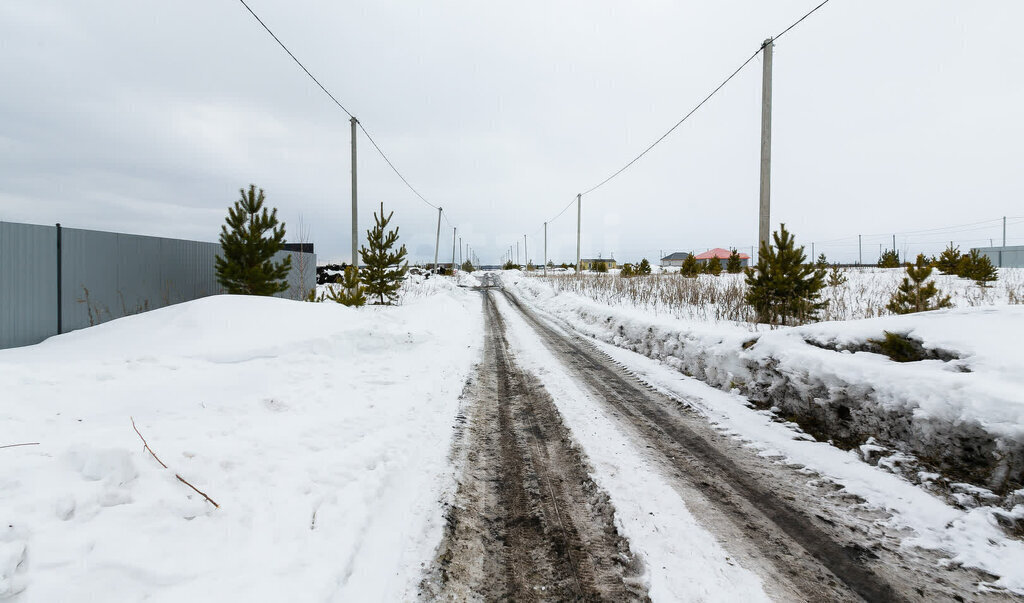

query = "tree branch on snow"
[[130, 417, 220, 509], [0, 442, 40, 449]]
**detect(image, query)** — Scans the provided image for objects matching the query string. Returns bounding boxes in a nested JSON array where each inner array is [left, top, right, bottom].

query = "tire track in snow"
[[420, 287, 648, 601]]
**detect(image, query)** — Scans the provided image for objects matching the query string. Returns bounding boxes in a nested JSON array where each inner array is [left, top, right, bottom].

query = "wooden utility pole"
[[350, 117, 359, 269], [576, 193, 582, 272], [758, 39, 773, 251], [432, 207, 442, 273]]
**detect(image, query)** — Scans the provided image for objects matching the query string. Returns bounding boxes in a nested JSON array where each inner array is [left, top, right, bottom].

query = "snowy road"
[[423, 286, 647, 600], [424, 273, 1018, 602]]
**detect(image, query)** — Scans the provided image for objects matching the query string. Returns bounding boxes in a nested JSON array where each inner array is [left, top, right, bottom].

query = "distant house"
[[695, 248, 749, 269], [579, 258, 617, 270], [660, 252, 691, 267], [661, 249, 749, 268]]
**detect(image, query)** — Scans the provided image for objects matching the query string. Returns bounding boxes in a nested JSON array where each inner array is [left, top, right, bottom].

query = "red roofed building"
[[694, 248, 749, 269]]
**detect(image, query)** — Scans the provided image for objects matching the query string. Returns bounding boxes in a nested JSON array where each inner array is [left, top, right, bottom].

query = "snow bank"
[[0, 288, 483, 600], [592, 335, 1024, 595], [505, 276, 1024, 497]]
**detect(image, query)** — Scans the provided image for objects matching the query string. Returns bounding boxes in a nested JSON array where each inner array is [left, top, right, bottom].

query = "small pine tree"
[[936, 244, 961, 275], [815, 253, 828, 269], [680, 253, 699, 277], [726, 249, 743, 274], [325, 266, 367, 307], [706, 256, 723, 276], [620, 263, 635, 277], [827, 264, 847, 287], [886, 255, 952, 314], [215, 185, 291, 295], [744, 224, 827, 325], [461, 260, 474, 273], [961, 249, 998, 285], [359, 203, 408, 305], [504, 260, 518, 270], [637, 258, 652, 275], [878, 249, 901, 268]]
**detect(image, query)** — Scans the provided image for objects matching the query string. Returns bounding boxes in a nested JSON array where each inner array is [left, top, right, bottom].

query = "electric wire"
[[546, 196, 578, 224], [581, 47, 762, 197], [576, 0, 835, 200], [235, 0, 442, 215], [773, 0, 832, 41], [236, 0, 353, 118], [357, 122, 439, 210]]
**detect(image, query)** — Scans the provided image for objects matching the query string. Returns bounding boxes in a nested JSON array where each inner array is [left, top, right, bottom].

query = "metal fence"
[[0, 221, 315, 350], [976, 245, 1024, 269]]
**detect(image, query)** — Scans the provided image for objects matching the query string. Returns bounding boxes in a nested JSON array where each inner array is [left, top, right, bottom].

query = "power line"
[[581, 47, 762, 196], [357, 122, 439, 210], [546, 196, 578, 224], [773, 0, 832, 41], [578, 1, 835, 198], [236, 0, 353, 118], [235, 0, 442, 214]]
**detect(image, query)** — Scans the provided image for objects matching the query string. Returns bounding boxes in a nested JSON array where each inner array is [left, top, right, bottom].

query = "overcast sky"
[[2, 0, 1023, 265]]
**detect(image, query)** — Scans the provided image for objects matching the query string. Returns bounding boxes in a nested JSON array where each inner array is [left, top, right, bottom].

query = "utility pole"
[[1001, 215, 1007, 267], [459, 236, 462, 267], [576, 193, 582, 272], [524, 234, 528, 270], [892, 234, 896, 255], [350, 117, 359, 269], [811, 242, 815, 263], [516, 241, 519, 266], [544, 222, 548, 276], [452, 227, 457, 274], [758, 38, 773, 251], [858, 235, 862, 265], [432, 207, 442, 273]]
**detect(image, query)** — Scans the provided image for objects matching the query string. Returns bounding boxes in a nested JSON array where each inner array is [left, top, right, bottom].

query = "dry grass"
[[535, 267, 1024, 325]]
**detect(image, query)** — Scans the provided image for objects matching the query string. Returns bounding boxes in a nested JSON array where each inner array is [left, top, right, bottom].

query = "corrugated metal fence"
[[976, 245, 1024, 269], [0, 221, 315, 350]]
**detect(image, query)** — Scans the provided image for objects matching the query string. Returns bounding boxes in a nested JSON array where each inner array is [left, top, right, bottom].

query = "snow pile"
[[506, 276, 1024, 497], [0, 288, 482, 600]]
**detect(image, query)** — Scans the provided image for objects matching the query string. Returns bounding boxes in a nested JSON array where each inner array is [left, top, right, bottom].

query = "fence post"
[[56, 223, 62, 335]]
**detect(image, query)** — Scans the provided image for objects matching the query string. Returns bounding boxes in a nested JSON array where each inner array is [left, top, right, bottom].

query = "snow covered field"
[[538, 267, 1024, 323], [0, 277, 482, 601]]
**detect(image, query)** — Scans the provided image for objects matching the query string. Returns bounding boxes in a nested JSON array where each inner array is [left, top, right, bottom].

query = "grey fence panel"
[[0, 222, 57, 349], [273, 250, 317, 301], [59, 228, 227, 332], [2, 221, 316, 349], [976, 246, 1024, 269]]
